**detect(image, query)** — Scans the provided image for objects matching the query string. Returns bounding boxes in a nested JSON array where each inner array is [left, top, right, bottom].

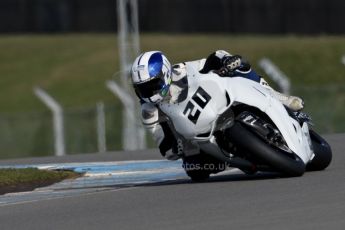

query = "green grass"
[[0, 34, 344, 112], [0, 35, 119, 112], [0, 168, 80, 194], [0, 34, 344, 158]]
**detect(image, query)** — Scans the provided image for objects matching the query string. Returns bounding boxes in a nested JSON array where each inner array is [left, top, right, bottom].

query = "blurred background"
[[0, 0, 344, 159]]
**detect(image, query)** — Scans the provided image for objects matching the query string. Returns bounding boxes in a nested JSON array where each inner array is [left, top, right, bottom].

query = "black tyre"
[[226, 122, 306, 176], [185, 169, 210, 182], [183, 153, 225, 182], [306, 130, 332, 171]]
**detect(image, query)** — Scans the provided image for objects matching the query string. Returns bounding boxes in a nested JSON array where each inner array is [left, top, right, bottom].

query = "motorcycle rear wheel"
[[226, 122, 306, 177]]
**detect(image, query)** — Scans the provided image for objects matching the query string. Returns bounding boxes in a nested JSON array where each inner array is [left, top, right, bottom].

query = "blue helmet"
[[131, 51, 172, 103]]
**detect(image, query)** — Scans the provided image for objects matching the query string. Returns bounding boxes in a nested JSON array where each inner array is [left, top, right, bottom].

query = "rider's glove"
[[215, 55, 243, 77], [222, 55, 242, 72], [215, 67, 232, 77]]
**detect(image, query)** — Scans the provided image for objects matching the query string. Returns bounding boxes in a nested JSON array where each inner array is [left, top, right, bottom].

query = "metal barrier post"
[[96, 102, 107, 153], [258, 58, 291, 95], [34, 87, 65, 156], [106, 80, 146, 150], [112, 0, 145, 150]]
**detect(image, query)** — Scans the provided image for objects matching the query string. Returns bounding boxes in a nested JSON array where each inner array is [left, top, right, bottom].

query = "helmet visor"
[[133, 74, 166, 99]]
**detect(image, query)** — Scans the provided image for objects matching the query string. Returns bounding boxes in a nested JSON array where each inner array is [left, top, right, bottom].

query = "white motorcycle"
[[159, 61, 332, 181]]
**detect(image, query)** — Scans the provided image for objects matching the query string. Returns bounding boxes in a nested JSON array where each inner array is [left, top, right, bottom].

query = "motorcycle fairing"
[[159, 61, 314, 164]]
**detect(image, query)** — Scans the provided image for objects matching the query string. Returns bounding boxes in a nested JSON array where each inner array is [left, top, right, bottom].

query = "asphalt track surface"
[[0, 134, 344, 230]]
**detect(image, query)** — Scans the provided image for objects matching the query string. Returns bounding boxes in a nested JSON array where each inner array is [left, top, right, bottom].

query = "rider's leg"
[[260, 78, 304, 111]]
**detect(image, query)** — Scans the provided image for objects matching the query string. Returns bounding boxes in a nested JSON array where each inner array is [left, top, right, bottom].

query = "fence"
[[0, 83, 344, 159], [293, 84, 345, 134], [0, 103, 127, 159]]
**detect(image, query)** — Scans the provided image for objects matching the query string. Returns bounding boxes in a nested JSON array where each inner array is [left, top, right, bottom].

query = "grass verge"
[[0, 168, 81, 195]]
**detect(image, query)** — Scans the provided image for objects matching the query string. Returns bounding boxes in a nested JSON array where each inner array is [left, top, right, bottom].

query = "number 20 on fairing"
[[183, 87, 211, 124]]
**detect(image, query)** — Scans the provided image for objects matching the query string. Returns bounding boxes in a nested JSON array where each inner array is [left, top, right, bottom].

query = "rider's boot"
[[270, 90, 304, 111], [260, 78, 304, 111]]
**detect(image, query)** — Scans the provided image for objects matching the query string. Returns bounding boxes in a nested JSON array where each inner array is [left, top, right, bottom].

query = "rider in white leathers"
[[131, 50, 304, 160]]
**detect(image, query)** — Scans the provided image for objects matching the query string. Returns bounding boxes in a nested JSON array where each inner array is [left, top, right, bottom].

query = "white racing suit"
[[140, 50, 304, 160]]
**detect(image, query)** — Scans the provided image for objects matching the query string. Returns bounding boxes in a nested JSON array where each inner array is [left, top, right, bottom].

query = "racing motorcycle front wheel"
[[306, 130, 332, 171], [226, 122, 306, 177]]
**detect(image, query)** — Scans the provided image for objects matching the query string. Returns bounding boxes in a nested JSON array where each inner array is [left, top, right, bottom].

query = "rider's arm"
[[199, 50, 261, 83], [141, 103, 179, 160], [197, 50, 303, 110], [199, 50, 251, 74]]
